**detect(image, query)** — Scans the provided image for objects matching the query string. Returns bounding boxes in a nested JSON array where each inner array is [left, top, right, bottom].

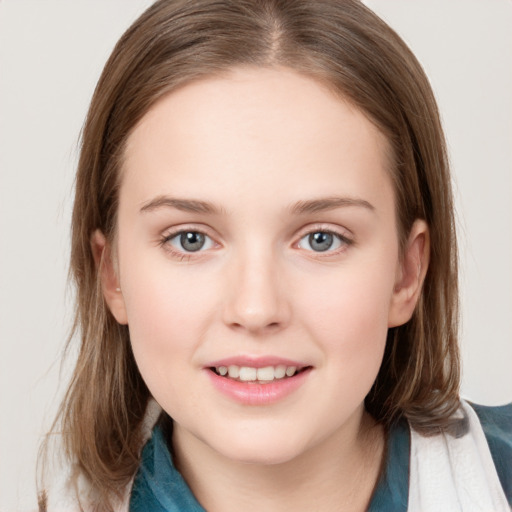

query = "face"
[[99, 67, 426, 465]]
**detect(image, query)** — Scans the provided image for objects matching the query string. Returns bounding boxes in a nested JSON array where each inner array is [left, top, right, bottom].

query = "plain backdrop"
[[0, 1, 511, 510]]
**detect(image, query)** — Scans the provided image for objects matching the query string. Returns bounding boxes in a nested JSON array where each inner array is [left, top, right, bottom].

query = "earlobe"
[[388, 220, 430, 328], [90, 230, 128, 325]]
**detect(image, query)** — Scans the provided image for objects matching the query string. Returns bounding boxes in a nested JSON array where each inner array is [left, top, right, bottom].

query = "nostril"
[[228, 320, 281, 332]]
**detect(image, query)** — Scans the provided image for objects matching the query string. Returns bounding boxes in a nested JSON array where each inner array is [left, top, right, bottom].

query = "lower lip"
[[205, 368, 311, 405]]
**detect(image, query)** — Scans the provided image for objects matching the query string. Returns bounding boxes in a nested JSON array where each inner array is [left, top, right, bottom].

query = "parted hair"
[[39, 0, 460, 509]]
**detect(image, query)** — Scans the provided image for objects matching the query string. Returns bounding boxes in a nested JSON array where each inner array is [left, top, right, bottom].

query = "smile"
[[205, 358, 313, 405], [211, 364, 305, 383]]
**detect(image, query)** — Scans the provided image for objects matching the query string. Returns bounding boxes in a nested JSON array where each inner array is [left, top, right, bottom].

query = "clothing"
[[129, 400, 512, 511], [407, 401, 510, 511]]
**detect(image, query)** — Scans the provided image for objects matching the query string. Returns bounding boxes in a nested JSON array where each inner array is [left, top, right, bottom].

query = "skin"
[[93, 67, 429, 511]]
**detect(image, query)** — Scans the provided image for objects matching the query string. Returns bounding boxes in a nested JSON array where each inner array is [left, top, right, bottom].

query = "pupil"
[[181, 232, 205, 252], [309, 232, 333, 252]]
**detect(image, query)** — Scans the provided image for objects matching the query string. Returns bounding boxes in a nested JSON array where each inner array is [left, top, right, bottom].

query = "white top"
[[408, 399, 510, 511]]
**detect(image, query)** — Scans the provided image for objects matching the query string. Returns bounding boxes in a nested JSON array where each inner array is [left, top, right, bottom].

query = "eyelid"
[[162, 225, 212, 240], [159, 224, 221, 258], [295, 223, 353, 242], [294, 224, 354, 254], [157, 223, 353, 260], [168, 231, 215, 251]]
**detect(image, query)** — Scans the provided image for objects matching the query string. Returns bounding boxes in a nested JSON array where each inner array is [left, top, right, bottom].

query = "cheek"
[[118, 251, 218, 397], [297, 255, 396, 382], [302, 257, 395, 333], [121, 236, 217, 331]]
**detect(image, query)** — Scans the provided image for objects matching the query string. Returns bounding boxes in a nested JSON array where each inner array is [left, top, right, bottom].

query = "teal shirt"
[[130, 403, 512, 511]]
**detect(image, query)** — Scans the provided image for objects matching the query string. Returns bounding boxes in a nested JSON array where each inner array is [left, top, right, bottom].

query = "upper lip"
[[205, 355, 309, 369]]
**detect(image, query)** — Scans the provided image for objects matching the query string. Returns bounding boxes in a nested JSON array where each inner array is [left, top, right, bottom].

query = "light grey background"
[[1, 1, 511, 510]]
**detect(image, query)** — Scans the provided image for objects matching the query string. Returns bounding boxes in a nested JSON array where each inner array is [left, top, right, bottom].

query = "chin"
[[207, 430, 310, 466]]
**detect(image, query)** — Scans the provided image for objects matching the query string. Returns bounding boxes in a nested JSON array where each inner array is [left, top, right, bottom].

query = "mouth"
[[205, 359, 313, 405], [209, 364, 311, 383]]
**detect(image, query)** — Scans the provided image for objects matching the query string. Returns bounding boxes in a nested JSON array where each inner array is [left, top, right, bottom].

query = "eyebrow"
[[290, 196, 375, 214], [139, 195, 375, 216], [140, 196, 223, 215]]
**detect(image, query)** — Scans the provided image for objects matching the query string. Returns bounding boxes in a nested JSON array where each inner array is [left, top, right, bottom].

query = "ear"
[[388, 219, 430, 328], [91, 230, 128, 325]]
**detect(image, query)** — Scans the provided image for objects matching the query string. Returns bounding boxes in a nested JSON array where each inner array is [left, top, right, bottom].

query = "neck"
[[171, 410, 386, 512]]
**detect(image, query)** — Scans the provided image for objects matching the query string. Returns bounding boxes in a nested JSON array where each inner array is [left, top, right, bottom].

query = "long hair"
[[40, 0, 459, 508]]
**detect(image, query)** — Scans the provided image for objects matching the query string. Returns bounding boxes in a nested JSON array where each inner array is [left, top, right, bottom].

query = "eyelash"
[[159, 227, 214, 261], [296, 226, 353, 256], [159, 225, 353, 260]]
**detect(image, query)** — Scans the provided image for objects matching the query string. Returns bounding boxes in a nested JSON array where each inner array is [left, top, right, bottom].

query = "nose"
[[222, 248, 291, 335]]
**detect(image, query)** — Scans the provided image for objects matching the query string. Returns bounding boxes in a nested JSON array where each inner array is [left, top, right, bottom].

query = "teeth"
[[256, 366, 275, 381], [285, 366, 297, 377], [215, 364, 301, 382], [239, 367, 257, 381], [228, 365, 240, 378], [274, 365, 286, 379]]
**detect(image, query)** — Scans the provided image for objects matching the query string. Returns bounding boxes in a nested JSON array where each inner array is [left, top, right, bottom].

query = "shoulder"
[[469, 401, 512, 504]]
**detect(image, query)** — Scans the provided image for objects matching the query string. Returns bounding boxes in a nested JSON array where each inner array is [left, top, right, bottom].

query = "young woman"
[[39, 1, 512, 510]]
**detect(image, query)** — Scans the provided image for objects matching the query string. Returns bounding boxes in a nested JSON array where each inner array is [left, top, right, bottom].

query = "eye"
[[166, 231, 215, 253], [298, 231, 347, 252]]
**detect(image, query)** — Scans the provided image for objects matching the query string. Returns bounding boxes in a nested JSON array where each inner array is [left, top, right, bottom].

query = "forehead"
[[121, 66, 393, 215]]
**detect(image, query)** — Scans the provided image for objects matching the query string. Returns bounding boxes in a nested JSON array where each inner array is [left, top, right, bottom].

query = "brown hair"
[[40, 0, 459, 508]]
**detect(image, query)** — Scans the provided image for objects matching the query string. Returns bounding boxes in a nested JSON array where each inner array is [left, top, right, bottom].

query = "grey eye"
[[298, 231, 344, 252], [309, 232, 333, 252], [168, 231, 213, 252], [180, 232, 205, 252]]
